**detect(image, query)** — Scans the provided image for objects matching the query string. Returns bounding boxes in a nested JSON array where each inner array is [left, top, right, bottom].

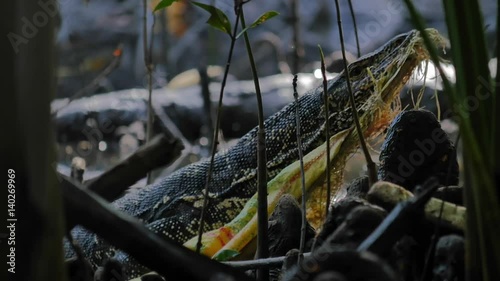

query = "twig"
[[143, 0, 155, 184], [61, 175, 252, 281], [420, 131, 461, 281], [333, 0, 377, 186], [196, 7, 242, 254], [495, 3, 500, 176], [290, 0, 303, 74], [359, 178, 441, 255], [70, 157, 86, 184], [84, 133, 183, 201], [51, 44, 123, 116], [240, 6, 269, 281], [64, 133, 183, 231], [346, 0, 361, 58], [291, 75, 307, 263], [289, 249, 400, 281], [223, 252, 312, 270], [318, 46, 332, 219], [157, 9, 169, 67], [151, 99, 194, 175], [198, 66, 214, 150]]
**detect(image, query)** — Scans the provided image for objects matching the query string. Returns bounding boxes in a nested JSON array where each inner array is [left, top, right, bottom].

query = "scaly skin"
[[183, 28, 444, 261], [65, 29, 445, 278]]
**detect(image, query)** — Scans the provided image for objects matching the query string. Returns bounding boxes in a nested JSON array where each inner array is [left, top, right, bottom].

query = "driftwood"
[[61, 174, 251, 281], [52, 74, 324, 143], [64, 131, 183, 232], [358, 177, 440, 254], [222, 199, 386, 271], [279, 178, 438, 281], [223, 253, 311, 270], [312, 197, 384, 250], [366, 180, 466, 232], [84, 132, 183, 201], [283, 249, 399, 281]]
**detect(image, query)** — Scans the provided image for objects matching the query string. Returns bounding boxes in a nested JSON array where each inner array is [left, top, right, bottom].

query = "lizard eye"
[[349, 67, 363, 77]]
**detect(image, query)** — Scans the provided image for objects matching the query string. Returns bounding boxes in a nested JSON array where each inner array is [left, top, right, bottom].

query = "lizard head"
[[307, 29, 446, 226], [322, 28, 446, 138]]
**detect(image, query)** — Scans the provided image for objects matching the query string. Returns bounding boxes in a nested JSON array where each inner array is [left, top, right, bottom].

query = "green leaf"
[[236, 11, 279, 39], [192, 2, 232, 35], [154, 0, 179, 12], [213, 249, 240, 261], [403, 0, 500, 280]]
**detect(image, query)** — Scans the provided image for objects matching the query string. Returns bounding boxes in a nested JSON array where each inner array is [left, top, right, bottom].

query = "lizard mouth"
[[356, 28, 446, 138], [307, 29, 447, 226], [329, 28, 445, 138], [377, 28, 445, 103]]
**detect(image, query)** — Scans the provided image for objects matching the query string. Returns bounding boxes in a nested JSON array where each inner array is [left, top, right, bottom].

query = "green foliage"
[[187, 2, 278, 39], [236, 11, 279, 39], [214, 249, 240, 261], [154, 0, 179, 12], [444, 1, 496, 165], [403, 1, 500, 280], [192, 2, 232, 35]]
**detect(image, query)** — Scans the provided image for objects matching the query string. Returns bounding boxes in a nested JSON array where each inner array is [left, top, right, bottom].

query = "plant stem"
[[290, 0, 302, 74], [403, 1, 500, 280], [346, 0, 361, 58], [50, 46, 123, 116], [318, 46, 332, 218], [240, 7, 269, 281], [291, 75, 307, 263], [143, 0, 155, 184], [223, 252, 312, 270], [495, 0, 500, 187], [333, 0, 377, 186], [196, 9, 242, 254]]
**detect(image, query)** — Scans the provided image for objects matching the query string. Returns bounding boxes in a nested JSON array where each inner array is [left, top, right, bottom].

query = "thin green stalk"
[[318, 46, 332, 218], [495, 0, 500, 184], [333, 0, 377, 186], [403, 1, 500, 280], [443, 2, 499, 279], [403, 0, 494, 193], [240, 7, 269, 281], [199, 66, 214, 150], [346, 0, 361, 58], [291, 75, 307, 263], [442, 1, 490, 150], [196, 9, 242, 254], [402, 0, 487, 179]]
